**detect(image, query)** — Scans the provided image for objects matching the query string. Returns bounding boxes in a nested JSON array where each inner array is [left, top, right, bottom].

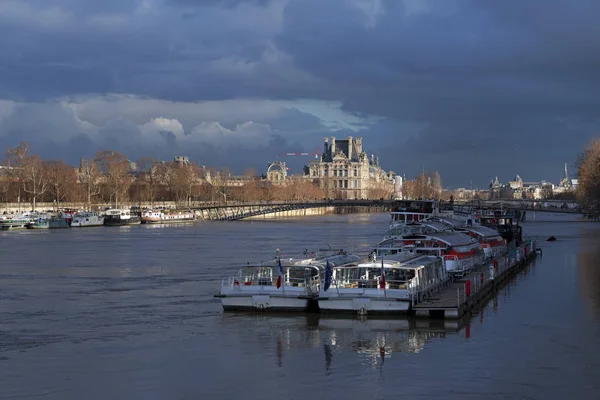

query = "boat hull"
[[318, 297, 411, 315], [104, 216, 141, 226], [218, 294, 310, 312], [141, 218, 196, 224], [72, 221, 104, 227], [0, 223, 28, 230]]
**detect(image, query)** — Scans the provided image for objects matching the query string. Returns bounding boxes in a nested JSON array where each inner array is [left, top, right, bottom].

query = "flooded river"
[[1, 213, 599, 399]]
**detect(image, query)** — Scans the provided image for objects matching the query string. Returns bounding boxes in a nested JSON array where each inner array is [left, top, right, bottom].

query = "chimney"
[[330, 136, 336, 156], [323, 137, 329, 156], [347, 136, 353, 160]]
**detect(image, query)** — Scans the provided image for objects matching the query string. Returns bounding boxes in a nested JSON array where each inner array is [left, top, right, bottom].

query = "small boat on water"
[[141, 209, 196, 224], [216, 250, 360, 312], [27, 216, 70, 229], [0, 214, 32, 230], [318, 253, 448, 315], [103, 208, 141, 226], [72, 211, 105, 227]]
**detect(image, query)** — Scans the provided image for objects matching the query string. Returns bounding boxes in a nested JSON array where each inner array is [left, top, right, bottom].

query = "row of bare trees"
[[1, 142, 448, 211], [577, 138, 600, 212], [1, 142, 347, 210], [402, 171, 443, 200]]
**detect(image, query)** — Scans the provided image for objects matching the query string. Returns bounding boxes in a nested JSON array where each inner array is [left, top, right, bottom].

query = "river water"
[[1, 213, 599, 400]]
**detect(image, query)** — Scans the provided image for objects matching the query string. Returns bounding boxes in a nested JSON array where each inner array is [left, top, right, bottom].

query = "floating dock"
[[413, 240, 537, 319]]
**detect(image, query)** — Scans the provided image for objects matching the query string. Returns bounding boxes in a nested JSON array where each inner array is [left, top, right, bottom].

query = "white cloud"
[[0, 1, 71, 30], [190, 121, 273, 148], [352, 0, 385, 29], [140, 117, 185, 138]]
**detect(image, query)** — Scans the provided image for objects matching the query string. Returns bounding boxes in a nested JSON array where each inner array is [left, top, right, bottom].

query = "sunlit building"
[[306, 136, 393, 199]]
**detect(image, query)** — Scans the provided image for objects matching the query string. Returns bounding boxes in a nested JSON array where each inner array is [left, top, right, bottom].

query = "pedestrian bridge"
[[192, 199, 593, 221], [192, 199, 393, 221]]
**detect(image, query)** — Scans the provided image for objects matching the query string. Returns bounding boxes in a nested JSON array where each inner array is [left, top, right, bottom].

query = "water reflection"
[[578, 228, 600, 319], [220, 314, 460, 370]]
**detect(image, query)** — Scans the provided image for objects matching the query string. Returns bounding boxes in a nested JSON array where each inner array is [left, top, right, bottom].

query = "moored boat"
[[27, 216, 70, 229], [216, 250, 360, 312], [72, 211, 105, 227], [317, 253, 447, 315], [141, 209, 196, 224], [103, 208, 141, 226], [459, 225, 507, 259], [375, 231, 485, 278], [0, 214, 32, 230]]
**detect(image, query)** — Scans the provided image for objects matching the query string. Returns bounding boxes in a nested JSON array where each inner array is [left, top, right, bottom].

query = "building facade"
[[306, 136, 393, 199]]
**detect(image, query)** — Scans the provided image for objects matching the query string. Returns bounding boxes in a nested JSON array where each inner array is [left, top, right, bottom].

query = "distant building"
[[393, 175, 403, 199], [266, 161, 288, 184], [488, 164, 573, 200], [306, 136, 393, 199], [173, 156, 191, 166]]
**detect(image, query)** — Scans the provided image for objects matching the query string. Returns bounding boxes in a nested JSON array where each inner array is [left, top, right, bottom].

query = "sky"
[[1, 0, 599, 188]]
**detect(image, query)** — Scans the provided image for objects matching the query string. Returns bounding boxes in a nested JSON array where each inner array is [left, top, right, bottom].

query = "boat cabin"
[[328, 255, 447, 297], [374, 231, 484, 275], [389, 200, 441, 224]]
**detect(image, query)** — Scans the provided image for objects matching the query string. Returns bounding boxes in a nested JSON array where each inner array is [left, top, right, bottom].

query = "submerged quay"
[[413, 239, 537, 319]]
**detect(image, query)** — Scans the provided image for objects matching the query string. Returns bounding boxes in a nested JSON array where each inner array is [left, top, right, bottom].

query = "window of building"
[[354, 168, 358, 177], [354, 180, 358, 188]]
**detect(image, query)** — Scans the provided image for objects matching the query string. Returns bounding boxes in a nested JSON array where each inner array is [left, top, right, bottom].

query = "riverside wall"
[[244, 205, 386, 220]]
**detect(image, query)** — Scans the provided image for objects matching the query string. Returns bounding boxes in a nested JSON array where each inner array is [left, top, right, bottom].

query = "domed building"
[[266, 161, 288, 184]]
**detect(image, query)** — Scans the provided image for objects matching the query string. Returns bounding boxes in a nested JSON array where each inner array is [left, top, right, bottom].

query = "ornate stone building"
[[306, 136, 393, 199], [266, 161, 288, 184]]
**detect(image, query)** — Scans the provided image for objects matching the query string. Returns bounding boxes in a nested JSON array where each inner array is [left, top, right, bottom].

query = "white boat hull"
[[72, 220, 104, 227], [318, 297, 411, 315], [219, 294, 310, 312]]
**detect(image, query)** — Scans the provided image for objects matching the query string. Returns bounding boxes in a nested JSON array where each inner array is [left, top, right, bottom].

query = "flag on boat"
[[276, 258, 284, 289], [380, 258, 386, 289], [323, 260, 332, 292]]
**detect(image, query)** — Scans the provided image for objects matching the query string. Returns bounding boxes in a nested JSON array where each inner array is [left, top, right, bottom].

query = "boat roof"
[[434, 217, 466, 229], [427, 231, 479, 246], [460, 225, 502, 238], [356, 254, 440, 270], [247, 253, 360, 269]]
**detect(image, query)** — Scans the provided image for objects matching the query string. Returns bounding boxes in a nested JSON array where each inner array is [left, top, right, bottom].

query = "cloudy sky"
[[1, 0, 598, 187]]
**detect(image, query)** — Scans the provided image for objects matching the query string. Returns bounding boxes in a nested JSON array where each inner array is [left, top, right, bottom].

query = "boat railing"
[[222, 276, 315, 288], [332, 277, 412, 291]]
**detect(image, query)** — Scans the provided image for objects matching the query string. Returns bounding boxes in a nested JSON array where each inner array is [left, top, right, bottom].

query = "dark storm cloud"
[[1, 0, 599, 185]]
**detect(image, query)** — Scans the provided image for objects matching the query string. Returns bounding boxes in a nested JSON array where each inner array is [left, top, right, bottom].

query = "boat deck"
[[413, 240, 536, 319]]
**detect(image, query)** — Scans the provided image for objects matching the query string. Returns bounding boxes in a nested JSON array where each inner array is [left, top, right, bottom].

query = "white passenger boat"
[[0, 214, 32, 230], [216, 251, 360, 312], [375, 231, 485, 278], [72, 211, 105, 227], [141, 209, 196, 224], [317, 253, 447, 315]]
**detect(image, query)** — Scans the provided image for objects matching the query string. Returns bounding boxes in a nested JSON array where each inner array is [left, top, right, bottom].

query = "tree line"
[[0, 142, 406, 210], [577, 138, 600, 212]]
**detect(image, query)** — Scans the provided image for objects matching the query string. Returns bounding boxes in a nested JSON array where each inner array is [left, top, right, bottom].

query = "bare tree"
[[22, 154, 48, 211], [137, 157, 162, 206], [577, 138, 600, 212], [172, 163, 199, 206], [78, 158, 102, 211], [45, 160, 77, 208], [3, 142, 30, 210], [95, 150, 132, 208]]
